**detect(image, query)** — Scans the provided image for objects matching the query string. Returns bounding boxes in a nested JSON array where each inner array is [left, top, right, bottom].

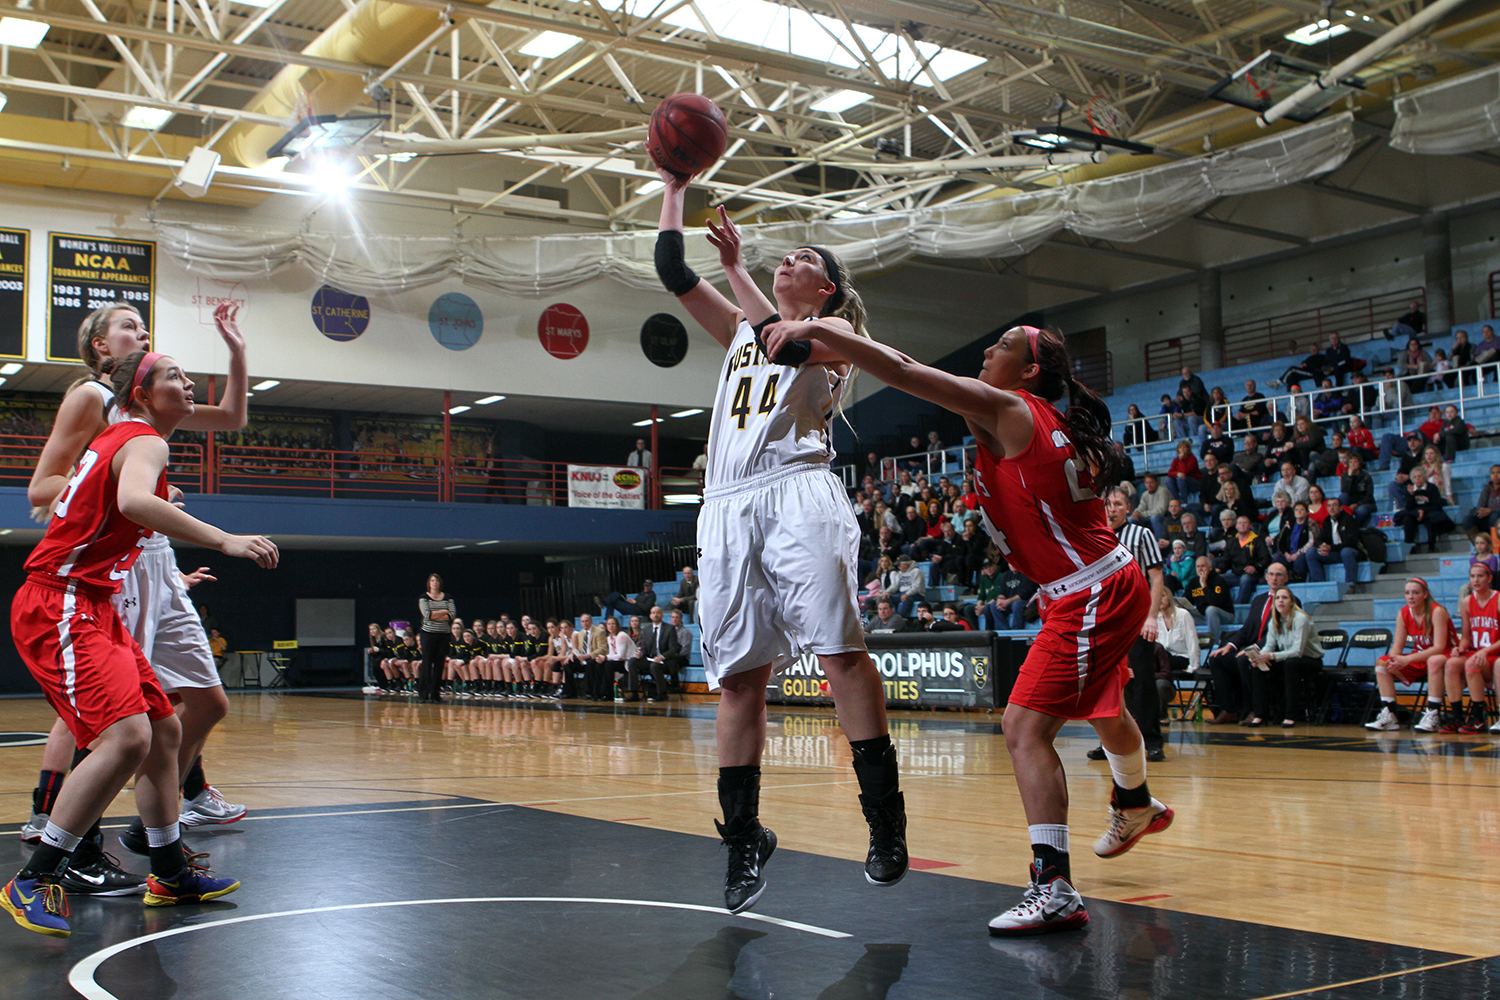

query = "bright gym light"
[[810, 90, 872, 114], [1285, 19, 1350, 44], [448, 405, 471, 415], [474, 395, 505, 405], [122, 106, 173, 130], [520, 31, 577, 58], [251, 379, 280, 391], [670, 409, 704, 418], [0, 363, 21, 375], [0, 17, 49, 48]]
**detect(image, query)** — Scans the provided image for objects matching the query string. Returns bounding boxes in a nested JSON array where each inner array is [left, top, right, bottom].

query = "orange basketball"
[[647, 93, 728, 177]]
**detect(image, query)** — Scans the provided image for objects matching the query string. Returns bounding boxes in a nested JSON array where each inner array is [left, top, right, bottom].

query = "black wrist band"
[[753, 312, 813, 366]]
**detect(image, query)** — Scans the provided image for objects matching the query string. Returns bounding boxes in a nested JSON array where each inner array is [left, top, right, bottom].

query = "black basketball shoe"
[[716, 819, 776, 914], [859, 789, 909, 887], [58, 846, 146, 896]]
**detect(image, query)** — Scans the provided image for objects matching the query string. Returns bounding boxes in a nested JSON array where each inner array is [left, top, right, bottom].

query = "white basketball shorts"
[[697, 462, 867, 690], [113, 534, 221, 692]]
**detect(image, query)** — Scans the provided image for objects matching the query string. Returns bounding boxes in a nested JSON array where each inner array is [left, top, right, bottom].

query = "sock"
[[21, 822, 83, 877], [1381, 697, 1396, 707], [1427, 699, 1442, 709], [33, 770, 65, 815], [182, 756, 207, 800], [146, 823, 184, 879], [1103, 743, 1152, 810], [717, 765, 762, 833], [849, 734, 900, 801]]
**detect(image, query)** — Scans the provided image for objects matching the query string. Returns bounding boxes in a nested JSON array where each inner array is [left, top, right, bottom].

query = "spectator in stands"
[[1436, 404, 1472, 462], [1421, 444, 1456, 507], [955, 518, 986, 586], [925, 430, 944, 456], [598, 580, 658, 620], [917, 519, 959, 581], [1401, 466, 1455, 553], [873, 499, 899, 532], [627, 606, 679, 702], [1177, 512, 1207, 560], [1386, 300, 1425, 345], [1265, 491, 1293, 536], [597, 616, 635, 701], [1179, 365, 1207, 408], [1322, 332, 1355, 384], [986, 561, 1037, 631], [1274, 501, 1319, 579], [1132, 473, 1171, 539], [1122, 403, 1156, 446], [892, 556, 926, 617], [1275, 460, 1311, 505], [875, 526, 902, 567], [1398, 339, 1432, 390], [863, 555, 899, 612], [1475, 325, 1500, 367], [1153, 587, 1201, 717], [1344, 414, 1377, 466], [1246, 589, 1324, 728], [1366, 578, 1453, 732], [1269, 345, 1323, 391], [668, 566, 697, 621], [1287, 384, 1313, 425], [1159, 393, 1189, 441], [865, 598, 907, 633], [1156, 498, 1188, 554], [1201, 422, 1233, 465], [1313, 380, 1344, 423], [1340, 453, 1376, 528], [665, 609, 691, 690], [938, 605, 970, 631], [1185, 555, 1235, 644], [1237, 379, 1270, 430], [1427, 350, 1453, 392], [1165, 439, 1199, 503], [1216, 478, 1257, 525], [1289, 416, 1325, 471], [1463, 465, 1500, 541], [1209, 508, 1237, 555], [1265, 422, 1296, 468], [1221, 514, 1271, 603], [1311, 430, 1344, 479], [1305, 497, 1364, 586], [1208, 386, 1232, 427], [1451, 328, 1475, 384], [1417, 405, 1444, 444], [1472, 534, 1500, 575], [1204, 562, 1290, 724], [626, 438, 652, 471], [1233, 433, 1267, 483], [897, 505, 926, 556], [1165, 539, 1194, 592], [1305, 484, 1331, 529], [911, 602, 959, 633]]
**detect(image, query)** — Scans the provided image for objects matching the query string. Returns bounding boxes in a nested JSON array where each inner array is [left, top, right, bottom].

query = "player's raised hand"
[[704, 204, 743, 270], [213, 301, 246, 354]]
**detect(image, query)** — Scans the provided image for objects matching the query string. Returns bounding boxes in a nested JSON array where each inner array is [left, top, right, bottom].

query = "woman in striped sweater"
[[417, 574, 455, 703]]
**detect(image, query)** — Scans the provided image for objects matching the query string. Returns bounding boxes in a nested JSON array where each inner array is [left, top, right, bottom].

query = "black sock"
[[717, 765, 761, 833], [20, 843, 74, 879], [150, 839, 185, 880], [128, 817, 147, 840], [33, 770, 64, 815], [1428, 699, 1442, 709], [1031, 844, 1071, 883], [183, 756, 207, 800], [849, 735, 900, 801], [1381, 698, 1396, 707], [1113, 782, 1152, 810]]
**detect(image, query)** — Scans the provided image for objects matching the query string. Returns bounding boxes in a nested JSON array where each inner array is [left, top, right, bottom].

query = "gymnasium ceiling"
[[0, 0, 1498, 306]]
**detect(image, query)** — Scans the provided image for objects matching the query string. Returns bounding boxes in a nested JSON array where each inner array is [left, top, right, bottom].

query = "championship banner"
[[0, 228, 26, 358], [769, 632, 1002, 709], [568, 465, 646, 509], [48, 233, 155, 361]]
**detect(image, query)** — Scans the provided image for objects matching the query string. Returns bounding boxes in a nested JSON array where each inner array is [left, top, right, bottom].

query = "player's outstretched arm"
[[764, 320, 1026, 442], [180, 301, 249, 432], [655, 166, 739, 349]]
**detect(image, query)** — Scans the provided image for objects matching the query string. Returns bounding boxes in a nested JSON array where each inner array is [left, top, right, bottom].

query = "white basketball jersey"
[[83, 378, 125, 425], [705, 318, 844, 488]]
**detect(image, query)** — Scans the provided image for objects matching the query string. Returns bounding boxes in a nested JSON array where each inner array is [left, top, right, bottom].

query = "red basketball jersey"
[[971, 390, 1120, 587], [1399, 604, 1435, 653], [25, 420, 167, 592], [1467, 590, 1499, 650]]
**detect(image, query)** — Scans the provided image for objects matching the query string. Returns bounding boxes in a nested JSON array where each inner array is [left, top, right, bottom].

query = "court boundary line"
[[68, 896, 851, 1000], [1243, 955, 1489, 999]]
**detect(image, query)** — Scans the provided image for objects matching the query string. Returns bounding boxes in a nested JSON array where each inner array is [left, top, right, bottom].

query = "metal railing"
[[877, 447, 975, 483], [0, 434, 205, 493], [1143, 288, 1424, 380], [1490, 269, 1500, 320]]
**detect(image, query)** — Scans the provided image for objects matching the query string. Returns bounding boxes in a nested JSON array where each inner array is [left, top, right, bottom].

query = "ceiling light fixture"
[[448, 405, 471, 415], [122, 106, 173, 130], [1285, 19, 1350, 45], [1010, 125, 1153, 156], [251, 379, 280, 391], [476, 540, 499, 546], [810, 90, 873, 114], [0, 363, 21, 375], [519, 30, 578, 58], [670, 408, 704, 418], [635, 180, 665, 197], [267, 114, 383, 159], [0, 16, 49, 48], [474, 395, 505, 405], [443, 544, 465, 550], [631, 418, 663, 427]]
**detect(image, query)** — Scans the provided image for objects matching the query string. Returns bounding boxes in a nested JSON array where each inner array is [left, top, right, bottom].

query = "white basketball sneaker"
[[1413, 708, 1441, 733], [987, 873, 1089, 937], [178, 786, 248, 827], [1094, 796, 1173, 858], [1364, 706, 1400, 731], [19, 812, 47, 844]]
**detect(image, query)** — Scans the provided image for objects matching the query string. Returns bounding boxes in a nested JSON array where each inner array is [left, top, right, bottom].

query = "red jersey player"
[[1367, 578, 1450, 732], [766, 321, 1172, 936], [1441, 563, 1500, 734], [3, 352, 276, 939]]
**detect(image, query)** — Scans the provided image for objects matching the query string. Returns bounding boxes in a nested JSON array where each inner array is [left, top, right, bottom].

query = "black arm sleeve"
[[752, 312, 813, 367], [654, 230, 700, 297]]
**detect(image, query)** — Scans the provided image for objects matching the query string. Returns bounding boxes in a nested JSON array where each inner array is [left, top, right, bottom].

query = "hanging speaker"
[[174, 146, 220, 198]]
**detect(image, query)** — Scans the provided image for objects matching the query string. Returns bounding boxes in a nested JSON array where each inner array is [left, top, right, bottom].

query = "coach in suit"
[[1203, 562, 1289, 723], [628, 606, 682, 701]]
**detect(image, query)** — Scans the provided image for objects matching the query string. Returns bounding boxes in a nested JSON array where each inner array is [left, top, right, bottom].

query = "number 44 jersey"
[[705, 317, 846, 489], [971, 390, 1121, 588]]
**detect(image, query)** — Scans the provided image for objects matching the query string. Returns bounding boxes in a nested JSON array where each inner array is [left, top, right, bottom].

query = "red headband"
[[130, 352, 164, 404], [1406, 576, 1431, 593], [1020, 325, 1042, 361]]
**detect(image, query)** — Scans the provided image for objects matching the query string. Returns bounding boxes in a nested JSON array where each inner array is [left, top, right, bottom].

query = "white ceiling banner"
[[155, 115, 1354, 297], [1390, 65, 1500, 156]]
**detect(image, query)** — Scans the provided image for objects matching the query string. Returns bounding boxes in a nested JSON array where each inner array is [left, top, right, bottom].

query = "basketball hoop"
[[1084, 97, 1127, 138]]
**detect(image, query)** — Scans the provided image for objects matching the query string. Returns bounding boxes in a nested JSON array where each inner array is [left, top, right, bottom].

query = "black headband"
[[802, 246, 845, 311]]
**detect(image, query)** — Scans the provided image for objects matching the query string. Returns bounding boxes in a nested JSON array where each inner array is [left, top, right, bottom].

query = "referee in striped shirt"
[[1101, 486, 1171, 762]]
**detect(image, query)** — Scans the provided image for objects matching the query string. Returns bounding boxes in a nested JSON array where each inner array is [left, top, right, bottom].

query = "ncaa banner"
[[568, 465, 646, 509], [769, 632, 1000, 709]]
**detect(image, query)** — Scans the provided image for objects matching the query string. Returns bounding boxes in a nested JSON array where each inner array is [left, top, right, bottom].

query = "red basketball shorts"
[[1009, 565, 1150, 720], [11, 577, 174, 748], [1377, 654, 1433, 684]]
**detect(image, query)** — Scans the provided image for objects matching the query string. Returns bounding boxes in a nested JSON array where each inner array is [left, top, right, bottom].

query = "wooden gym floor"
[[1, 690, 1498, 998]]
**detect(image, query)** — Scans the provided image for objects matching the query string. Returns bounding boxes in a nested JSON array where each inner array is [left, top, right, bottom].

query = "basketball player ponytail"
[[1027, 327, 1120, 491], [808, 246, 870, 427], [69, 302, 141, 392]]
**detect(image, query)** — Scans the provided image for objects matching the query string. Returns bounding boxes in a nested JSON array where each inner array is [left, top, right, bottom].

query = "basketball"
[[647, 93, 728, 177]]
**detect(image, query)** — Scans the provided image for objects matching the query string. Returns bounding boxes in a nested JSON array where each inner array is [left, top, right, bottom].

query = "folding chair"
[[1310, 628, 1348, 724], [1320, 627, 1390, 723], [1170, 633, 1214, 721]]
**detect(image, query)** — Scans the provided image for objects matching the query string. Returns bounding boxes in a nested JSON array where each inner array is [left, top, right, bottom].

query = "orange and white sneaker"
[[987, 871, 1089, 937], [1094, 796, 1173, 858]]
